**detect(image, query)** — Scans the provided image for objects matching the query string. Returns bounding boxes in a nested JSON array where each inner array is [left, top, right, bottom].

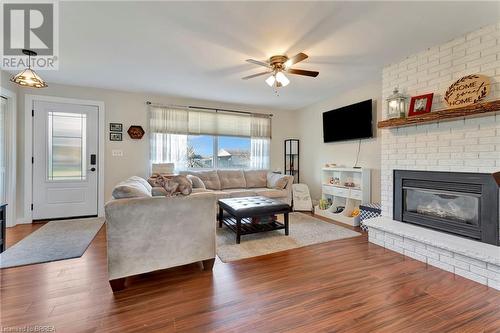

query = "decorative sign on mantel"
[[444, 74, 490, 108]]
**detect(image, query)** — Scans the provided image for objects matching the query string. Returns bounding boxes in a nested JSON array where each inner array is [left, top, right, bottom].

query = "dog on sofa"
[[148, 174, 193, 196]]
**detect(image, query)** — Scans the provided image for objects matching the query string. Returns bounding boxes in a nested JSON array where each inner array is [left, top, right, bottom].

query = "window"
[[47, 112, 87, 180], [187, 135, 214, 168], [218, 136, 251, 169], [149, 107, 271, 170]]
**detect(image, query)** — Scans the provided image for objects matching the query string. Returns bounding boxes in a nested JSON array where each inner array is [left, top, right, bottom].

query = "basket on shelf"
[[359, 203, 382, 231]]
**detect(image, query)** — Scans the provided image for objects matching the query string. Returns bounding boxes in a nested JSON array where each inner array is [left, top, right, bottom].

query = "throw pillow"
[[112, 178, 152, 199], [186, 174, 206, 190], [267, 173, 289, 190]]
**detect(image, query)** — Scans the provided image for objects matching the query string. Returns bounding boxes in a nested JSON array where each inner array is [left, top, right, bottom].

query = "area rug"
[[216, 212, 361, 262], [0, 217, 105, 269]]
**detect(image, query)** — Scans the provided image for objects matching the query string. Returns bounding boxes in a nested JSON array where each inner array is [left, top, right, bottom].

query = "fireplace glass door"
[[394, 170, 499, 245], [404, 187, 479, 226]]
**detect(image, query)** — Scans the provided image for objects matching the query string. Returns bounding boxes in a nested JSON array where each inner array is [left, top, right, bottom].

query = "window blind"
[[149, 107, 188, 134], [149, 106, 271, 138]]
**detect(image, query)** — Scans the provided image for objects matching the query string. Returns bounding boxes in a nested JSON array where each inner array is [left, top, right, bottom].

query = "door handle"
[[90, 167, 96, 172], [90, 154, 96, 165]]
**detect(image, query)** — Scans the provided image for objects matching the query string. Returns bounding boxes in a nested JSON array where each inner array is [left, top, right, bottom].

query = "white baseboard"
[[13, 218, 32, 226]]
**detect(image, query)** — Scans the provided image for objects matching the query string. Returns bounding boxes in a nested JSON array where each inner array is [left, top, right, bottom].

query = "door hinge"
[[32, 109, 34, 117], [31, 204, 33, 211]]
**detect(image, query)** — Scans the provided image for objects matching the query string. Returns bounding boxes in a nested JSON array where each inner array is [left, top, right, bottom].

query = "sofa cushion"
[[152, 187, 168, 197], [112, 177, 152, 199], [191, 189, 230, 200], [183, 170, 221, 190], [187, 175, 206, 189], [244, 170, 268, 188], [267, 173, 289, 190], [222, 188, 258, 198], [218, 170, 246, 189], [254, 188, 287, 199]]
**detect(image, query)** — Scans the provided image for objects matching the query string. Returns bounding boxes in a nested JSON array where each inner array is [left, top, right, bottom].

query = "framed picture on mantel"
[[408, 93, 433, 117]]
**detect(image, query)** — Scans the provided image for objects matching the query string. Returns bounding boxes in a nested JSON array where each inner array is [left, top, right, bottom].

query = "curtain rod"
[[146, 101, 273, 117]]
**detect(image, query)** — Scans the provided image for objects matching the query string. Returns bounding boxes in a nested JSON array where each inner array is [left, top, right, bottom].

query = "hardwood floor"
[[1, 215, 499, 333]]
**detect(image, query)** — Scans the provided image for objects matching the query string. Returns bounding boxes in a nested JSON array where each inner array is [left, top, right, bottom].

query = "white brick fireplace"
[[381, 23, 500, 216], [366, 23, 500, 290]]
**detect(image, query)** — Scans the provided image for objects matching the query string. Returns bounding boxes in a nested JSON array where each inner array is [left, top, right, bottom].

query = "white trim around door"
[[24, 95, 105, 222], [0, 87, 17, 227]]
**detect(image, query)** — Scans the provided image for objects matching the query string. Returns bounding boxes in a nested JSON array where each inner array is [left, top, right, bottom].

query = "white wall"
[[295, 80, 382, 202], [380, 23, 500, 217], [6, 78, 297, 222]]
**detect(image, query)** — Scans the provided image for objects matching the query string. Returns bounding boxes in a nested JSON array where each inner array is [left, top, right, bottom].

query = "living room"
[[1, 1, 499, 332]]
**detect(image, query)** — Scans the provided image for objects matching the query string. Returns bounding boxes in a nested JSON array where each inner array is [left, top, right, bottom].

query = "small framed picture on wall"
[[110, 132, 123, 141], [110, 123, 123, 132], [408, 93, 433, 117]]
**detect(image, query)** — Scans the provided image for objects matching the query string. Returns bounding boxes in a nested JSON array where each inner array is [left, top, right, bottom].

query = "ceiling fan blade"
[[286, 53, 308, 66], [242, 71, 270, 80], [246, 59, 270, 68], [287, 68, 319, 77]]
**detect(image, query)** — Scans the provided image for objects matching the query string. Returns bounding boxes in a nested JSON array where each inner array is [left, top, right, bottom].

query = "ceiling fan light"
[[265, 75, 275, 87], [275, 71, 290, 87]]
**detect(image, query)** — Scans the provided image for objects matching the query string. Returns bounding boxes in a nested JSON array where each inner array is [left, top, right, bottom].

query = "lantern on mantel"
[[386, 87, 408, 119]]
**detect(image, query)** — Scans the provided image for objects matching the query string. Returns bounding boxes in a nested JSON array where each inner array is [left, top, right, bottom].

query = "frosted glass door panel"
[[47, 112, 87, 180]]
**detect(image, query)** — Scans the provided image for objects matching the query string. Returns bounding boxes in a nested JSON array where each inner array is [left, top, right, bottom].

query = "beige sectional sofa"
[[180, 170, 293, 205], [104, 170, 292, 291], [105, 176, 217, 291]]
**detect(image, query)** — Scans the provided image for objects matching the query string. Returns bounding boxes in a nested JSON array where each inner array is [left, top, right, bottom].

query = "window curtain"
[[150, 106, 271, 138], [250, 138, 270, 169], [150, 105, 272, 169], [250, 114, 271, 169], [149, 106, 188, 134], [149, 107, 188, 169], [150, 133, 187, 168], [251, 114, 271, 138]]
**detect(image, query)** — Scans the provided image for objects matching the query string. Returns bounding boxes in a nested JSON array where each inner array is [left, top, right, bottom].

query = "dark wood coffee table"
[[218, 196, 291, 244]]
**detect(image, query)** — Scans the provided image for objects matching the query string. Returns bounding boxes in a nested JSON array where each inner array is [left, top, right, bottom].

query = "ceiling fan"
[[242, 52, 319, 91]]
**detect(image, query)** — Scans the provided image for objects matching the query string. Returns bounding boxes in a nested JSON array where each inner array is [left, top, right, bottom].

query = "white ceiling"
[[30, 1, 500, 110]]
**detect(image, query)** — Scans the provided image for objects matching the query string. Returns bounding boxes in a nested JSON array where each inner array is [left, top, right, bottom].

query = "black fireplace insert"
[[394, 170, 499, 246]]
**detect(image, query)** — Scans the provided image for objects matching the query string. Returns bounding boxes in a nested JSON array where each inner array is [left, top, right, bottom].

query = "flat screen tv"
[[323, 99, 373, 143]]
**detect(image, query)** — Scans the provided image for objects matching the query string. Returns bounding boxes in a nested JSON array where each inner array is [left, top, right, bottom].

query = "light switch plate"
[[112, 149, 123, 157]]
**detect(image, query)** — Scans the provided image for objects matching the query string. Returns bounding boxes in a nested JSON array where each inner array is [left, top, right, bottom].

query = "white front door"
[[32, 101, 99, 220]]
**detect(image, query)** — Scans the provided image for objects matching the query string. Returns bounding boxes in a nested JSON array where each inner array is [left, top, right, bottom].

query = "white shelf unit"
[[314, 167, 371, 226]]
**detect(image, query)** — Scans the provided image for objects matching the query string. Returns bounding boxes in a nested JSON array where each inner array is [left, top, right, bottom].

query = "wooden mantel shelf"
[[378, 100, 500, 129]]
